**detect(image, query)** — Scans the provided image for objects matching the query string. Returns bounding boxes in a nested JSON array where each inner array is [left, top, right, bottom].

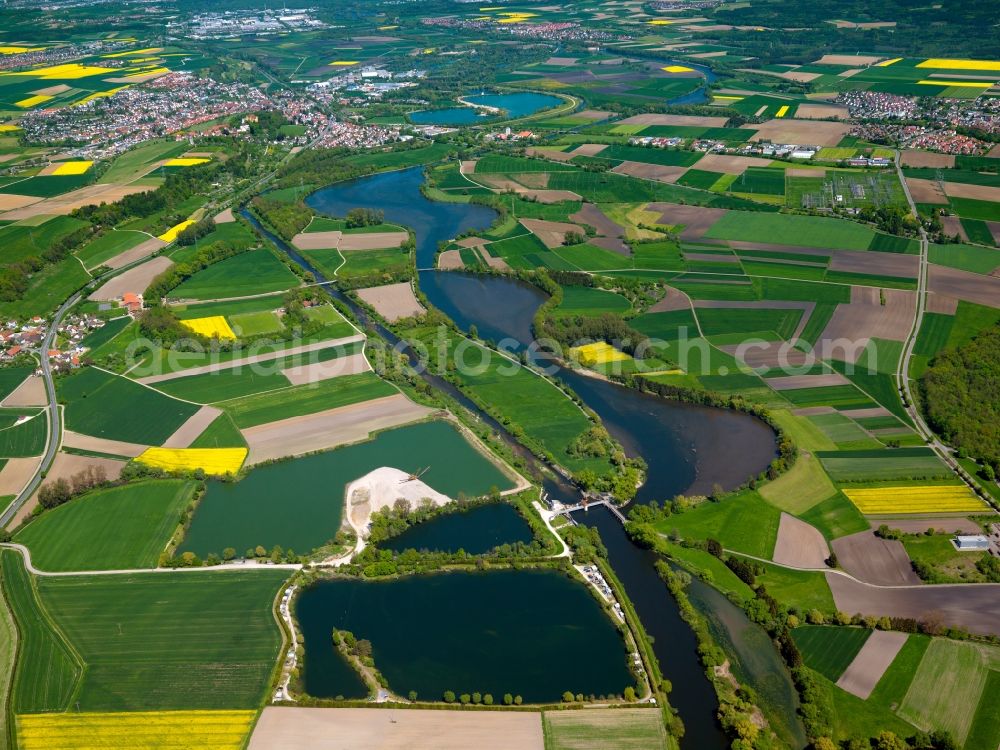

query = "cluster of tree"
[[176, 217, 216, 246], [273, 147, 370, 190], [442, 690, 521, 706], [857, 205, 919, 238], [165, 543, 299, 568], [567, 425, 612, 459], [0, 224, 93, 302], [250, 196, 313, 241], [345, 207, 385, 228], [542, 312, 650, 357], [921, 322, 1000, 472], [37, 465, 109, 509], [560, 524, 607, 563]]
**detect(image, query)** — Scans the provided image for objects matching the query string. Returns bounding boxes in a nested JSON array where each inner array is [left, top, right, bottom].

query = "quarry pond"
[[295, 568, 636, 703]]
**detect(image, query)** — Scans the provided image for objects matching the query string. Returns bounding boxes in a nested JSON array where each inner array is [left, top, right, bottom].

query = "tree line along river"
[[242, 165, 806, 748]]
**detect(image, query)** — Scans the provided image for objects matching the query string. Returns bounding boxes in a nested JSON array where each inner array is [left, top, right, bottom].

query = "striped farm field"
[[16, 709, 255, 750], [136, 447, 247, 475], [843, 485, 988, 514]]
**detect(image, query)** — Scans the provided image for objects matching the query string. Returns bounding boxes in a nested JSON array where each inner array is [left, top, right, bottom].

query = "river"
[[247, 165, 800, 747]]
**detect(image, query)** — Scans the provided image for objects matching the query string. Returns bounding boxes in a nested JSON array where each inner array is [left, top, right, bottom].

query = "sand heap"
[[345, 467, 452, 550]]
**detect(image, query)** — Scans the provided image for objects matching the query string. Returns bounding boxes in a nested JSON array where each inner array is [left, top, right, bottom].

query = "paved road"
[[892, 149, 996, 507]]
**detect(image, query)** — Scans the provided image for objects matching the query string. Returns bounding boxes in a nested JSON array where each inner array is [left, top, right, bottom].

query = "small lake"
[[380, 502, 534, 555], [179, 420, 513, 557], [296, 568, 635, 703], [408, 91, 563, 126]]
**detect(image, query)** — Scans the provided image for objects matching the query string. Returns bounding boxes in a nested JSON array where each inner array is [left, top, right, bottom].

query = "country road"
[[892, 149, 997, 507]]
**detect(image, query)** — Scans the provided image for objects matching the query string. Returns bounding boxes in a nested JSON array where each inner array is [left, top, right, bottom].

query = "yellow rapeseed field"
[[570, 341, 632, 366], [165, 157, 211, 167], [917, 58, 1000, 71], [0, 46, 44, 54], [0, 124, 21, 132], [20, 63, 116, 79], [876, 57, 902, 67], [181, 315, 237, 340], [918, 80, 992, 88], [50, 160, 93, 176], [157, 219, 196, 243], [648, 19, 677, 25], [662, 65, 694, 73], [776, 105, 790, 117], [136, 447, 248, 475], [843, 485, 988, 514], [102, 47, 164, 58], [16, 710, 255, 750], [15, 94, 52, 108], [124, 66, 170, 78], [74, 87, 127, 106], [330, 60, 359, 66]]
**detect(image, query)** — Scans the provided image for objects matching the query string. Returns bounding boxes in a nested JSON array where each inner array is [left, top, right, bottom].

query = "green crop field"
[[0, 551, 15, 749], [101, 140, 189, 183], [0, 550, 82, 714], [759, 453, 837, 514], [169, 249, 300, 300], [652, 490, 780, 558], [0, 367, 33, 401], [171, 293, 286, 320], [154, 366, 293, 403], [928, 243, 1000, 274], [792, 626, 870, 682], [190, 412, 247, 449], [34, 569, 287, 710], [897, 639, 1000, 746], [74, 231, 148, 269], [555, 286, 631, 317], [79, 316, 131, 353], [343, 142, 451, 170], [948, 197, 1000, 222], [58, 367, 200, 445], [0, 409, 46, 457], [228, 310, 283, 336], [15, 480, 196, 572], [780, 384, 876, 410], [221, 370, 396, 428], [704, 211, 876, 250], [630, 309, 698, 341], [543, 707, 669, 749], [696, 307, 803, 340], [756, 563, 834, 612], [817, 449, 951, 482]]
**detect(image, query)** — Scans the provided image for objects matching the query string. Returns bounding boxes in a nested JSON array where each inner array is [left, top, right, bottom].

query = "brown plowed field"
[[744, 119, 850, 146], [795, 103, 849, 120], [1, 184, 150, 219], [648, 286, 691, 312], [900, 151, 955, 168], [766, 373, 850, 390], [836, 631, 909, 699], [647, 203, 725, 239], [828, 249, 918, 278], [926, 292, 959, 314], [942, 181, 1000, 203], [929, 264, 1000, 308], [437, 249, 464, 269], [0, 375, 46, 407], [162, 405, 222, 448], [248, 707, 544, 750], [693, 154, 773, 174], [611, 161, 687, 183], [103, 237, 167, 270], [521, 218, 585, 249], [826, 573, 1000, 637], [616, 113, 729, 127], [282, 352, 370, 386], [88, 256, 174, 301], [815, 54, 886, 65], [772, 512, 830, 568], [831, 530, 921, 585], [818, 287, 915, 362], [905, 178, 949, 205], [61, 430, 148, 457], [356, 282, 425, 322]]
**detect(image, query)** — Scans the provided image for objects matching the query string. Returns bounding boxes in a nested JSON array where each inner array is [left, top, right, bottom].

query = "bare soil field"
[[772, 512, 830, 568], [616, 113, 730, 127], [0, 194, 42, 212], [693, 153, 773, 174], [942, 181, 1000, 203], [162, 405, 222, 448], [570, 143, 609, 157], [839, 406, 891, 419], [282, 352, 370, 386], [575, 109, 614, 121], [512, 173, 550, 189], [478, 248, 511, 271], [647, 203, 726, 239], [648, 285, 692, 312], [787, 168, 825, 178], [793, 406, 836, 416], [836, 631, 909, 699], [925, 292, 959, 314], [292, 230, 341, 250], [248, 707, 544, 750], [900, 151, 955, 168], [103, 237, 167, 270], [1, 185, 150, 219], [831, 530, 921, 586], [611, 161, 686, 183], [905, 178, 949, 205], [105, 70, 167, 84], [356, 282, 425, 322], [88, 256, 174, 301], [569, 203, 628, 254], [819, 287, 915, 361], [766, 373, 850, 390], [456, 237, 487, 249], [461, 160, 478, 174], [1, 375, 46, 407], [794, 103, 850, 120], [744, 119, 850, 147], [829, 249, 919, 278], [437, 249, 464, 269], [826, 573, 1000, 637], [242, 394, 435, 465], [36, 450, 125, 491], [987, 221, 1000, 246], [720, 341, 812, 369], [61, 430, 149, 457], [0, 457, 42, 501], [829, 20, 895, 29], [815, 54, 885, 65], [939, 215, 968, 243], [521, 189, 582, 203], [928, 264, 1000, 308], [527, 147, 574, 163], [521, 218, 585, 249], [214, 208, 235, 223], [339, 232, 409, 251], [685, 252, 739, 264]]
